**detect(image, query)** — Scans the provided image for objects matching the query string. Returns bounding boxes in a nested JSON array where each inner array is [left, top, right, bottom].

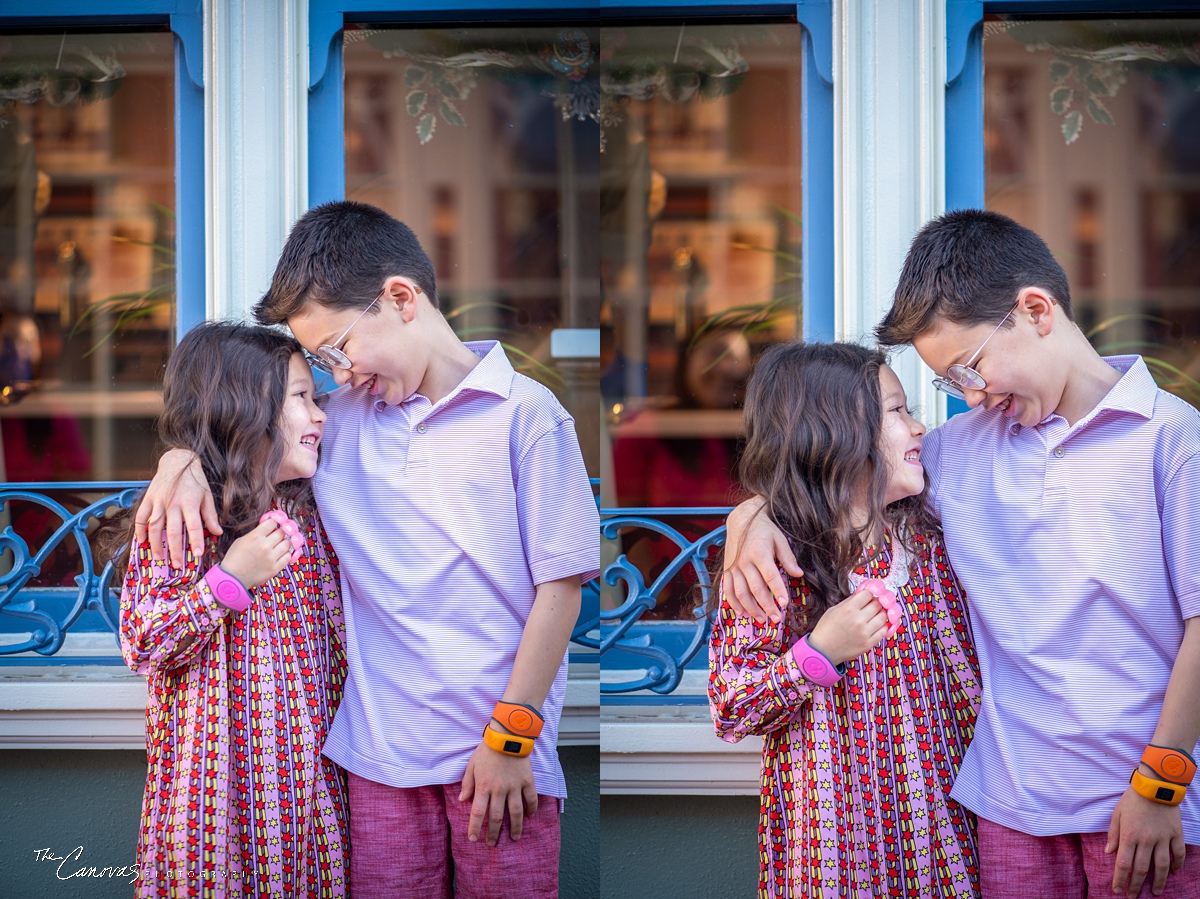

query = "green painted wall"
[[600, 794, 760, 899], [0, 747, 599, 898]]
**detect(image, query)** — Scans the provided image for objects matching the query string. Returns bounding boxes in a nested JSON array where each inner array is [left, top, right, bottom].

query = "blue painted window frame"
[[0, 1, 206, 339], [308, 0, 835, 339], [946, 0, 1200, 213], [308, 0, 833, 685], [309, 3, 835, 681], [945, 0, 1200, 424]]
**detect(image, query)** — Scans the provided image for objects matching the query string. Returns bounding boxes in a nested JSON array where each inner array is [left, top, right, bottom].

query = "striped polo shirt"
[[314, 341, 600, 797], [924, 355, 1200, 840]]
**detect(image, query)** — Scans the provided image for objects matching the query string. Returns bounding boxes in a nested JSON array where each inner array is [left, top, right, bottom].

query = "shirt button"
[[417, 422, 427, 434], [374, 401, 386, 412], [1053, 446, 1065, 458], [1010, 424, 1021, 435]]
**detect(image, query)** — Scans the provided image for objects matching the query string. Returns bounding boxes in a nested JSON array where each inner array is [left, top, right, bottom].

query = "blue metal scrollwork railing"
[[599, 506, 730, 695], [0, 482, 146, 661], [1, 479, 604, 664]]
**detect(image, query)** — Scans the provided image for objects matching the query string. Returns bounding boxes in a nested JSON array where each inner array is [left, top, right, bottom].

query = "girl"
[[118, 321, 348, 898], [708, 342, 981, 899]]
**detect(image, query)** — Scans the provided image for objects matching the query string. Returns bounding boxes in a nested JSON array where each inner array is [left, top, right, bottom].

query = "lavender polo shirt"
[[923, 355, 1200, 840], [314, 341, 600, 796]]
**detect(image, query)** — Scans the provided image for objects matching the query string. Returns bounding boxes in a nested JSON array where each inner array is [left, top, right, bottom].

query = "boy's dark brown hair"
[[109, 322, 313, 567], [876, 208, 1073, 347], [725, 341, 939, 631], [254, 201, 439, 326]]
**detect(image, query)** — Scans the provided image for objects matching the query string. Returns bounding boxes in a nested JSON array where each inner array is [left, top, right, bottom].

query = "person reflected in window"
[[612, 325, 752, 619]]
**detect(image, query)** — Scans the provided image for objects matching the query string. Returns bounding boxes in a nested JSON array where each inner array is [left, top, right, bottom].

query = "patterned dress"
[[120, 508, 349, 898], [709, 530, 982, 899]]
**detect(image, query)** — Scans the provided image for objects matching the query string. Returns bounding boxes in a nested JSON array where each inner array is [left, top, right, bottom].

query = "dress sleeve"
[[708, 577, 820, 742], [119, 535, 229, 676], [923, 532, 982, 724], [309, 512, 347, 698], [309, 512, 344, 631]]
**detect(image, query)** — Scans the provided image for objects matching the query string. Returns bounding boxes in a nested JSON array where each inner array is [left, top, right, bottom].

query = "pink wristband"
[[790, 635, 846, 687], [204, 565, 251, 612]]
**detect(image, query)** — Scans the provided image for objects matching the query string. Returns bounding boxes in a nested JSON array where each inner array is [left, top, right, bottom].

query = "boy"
[[722, 210, 1200, 899], [136, 202, 599, 897]]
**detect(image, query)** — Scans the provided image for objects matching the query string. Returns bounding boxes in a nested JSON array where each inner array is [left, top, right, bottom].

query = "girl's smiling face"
[[878, 364, 927, 506], [275, 353, 327, 483]]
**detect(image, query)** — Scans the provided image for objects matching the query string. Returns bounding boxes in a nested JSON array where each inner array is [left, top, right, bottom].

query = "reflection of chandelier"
[[986, 19, 1200, 144], [351, 26, 750, 145], [0, 37, 127, 124]]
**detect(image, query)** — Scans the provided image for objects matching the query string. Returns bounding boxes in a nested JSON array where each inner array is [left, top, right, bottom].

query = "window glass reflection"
[[0, 30, 175, 591], [984, 17, 1200, 409], [600, 21, 802, 619], [344, 24, 601, 475], [0, 30, 175, 482]]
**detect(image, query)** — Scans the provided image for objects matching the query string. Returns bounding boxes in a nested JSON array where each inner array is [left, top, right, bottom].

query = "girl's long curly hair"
[[107, 321, 314, 568], [731, 341, 938, 631]]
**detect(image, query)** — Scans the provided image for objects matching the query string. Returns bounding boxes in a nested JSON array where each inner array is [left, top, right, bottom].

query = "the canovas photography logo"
[[32, 846, 145, 884]]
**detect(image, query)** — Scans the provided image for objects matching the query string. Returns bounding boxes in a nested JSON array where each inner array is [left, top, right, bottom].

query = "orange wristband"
[[482, 724, 534, 758], [1130, 768, 1187, 806], [1141, 744, 1196, 785], [492, 700, 544, 739]]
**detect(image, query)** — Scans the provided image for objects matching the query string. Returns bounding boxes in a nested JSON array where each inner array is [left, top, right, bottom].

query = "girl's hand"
[[806, 588, 889, 666], [219, 518, 294, 590]]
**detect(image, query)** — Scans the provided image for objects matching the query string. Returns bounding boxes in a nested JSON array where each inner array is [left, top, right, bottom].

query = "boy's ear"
[[1017, 286, 1057, 337], [384, 276, 422, 323]]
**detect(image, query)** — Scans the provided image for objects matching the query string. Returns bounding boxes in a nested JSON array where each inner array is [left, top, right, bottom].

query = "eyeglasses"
[[303, 288, 385, 374], [932, 301, 1020, 400]]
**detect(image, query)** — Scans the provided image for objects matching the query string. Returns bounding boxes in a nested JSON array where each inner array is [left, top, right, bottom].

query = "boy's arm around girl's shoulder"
[[119, 531, 228, 676], [708, 578, 820, 743]]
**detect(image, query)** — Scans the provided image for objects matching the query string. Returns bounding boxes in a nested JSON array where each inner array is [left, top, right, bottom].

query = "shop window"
[[342, 22, 601, 475], [965, 11, 1200, 410], [0, 26, 183, 598], [601, 21, 803, 621], [0, 29, 176, 483]]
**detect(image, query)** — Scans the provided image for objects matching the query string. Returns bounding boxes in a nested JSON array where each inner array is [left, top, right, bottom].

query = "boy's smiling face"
[[288, 278, 427, 406], [912, 287, 1066, 429]]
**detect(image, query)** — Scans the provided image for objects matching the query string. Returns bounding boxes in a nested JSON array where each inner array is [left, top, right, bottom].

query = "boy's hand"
[[1106, 780, 1185, 898], [134, 448, 220, 568], [459, 739, 538, 846], [721, 496, 804, 624], [807, 588, 889, 666], [219, 518, 294, 590]]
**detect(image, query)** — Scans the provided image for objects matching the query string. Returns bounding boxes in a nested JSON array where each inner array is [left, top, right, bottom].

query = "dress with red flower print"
[[120, 508, 349, 898], [709, 529, 982, 899]]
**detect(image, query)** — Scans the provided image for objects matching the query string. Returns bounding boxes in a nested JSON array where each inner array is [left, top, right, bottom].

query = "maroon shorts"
[[978, 816, 1200, 899], [347, 771, 560, 899]]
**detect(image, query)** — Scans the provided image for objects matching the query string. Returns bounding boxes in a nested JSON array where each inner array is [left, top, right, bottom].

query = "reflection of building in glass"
[[343, 25, 601, 474], [599, 23, 802, 619], [984, 17, 1200, 406], [0, 30, 174, 487]]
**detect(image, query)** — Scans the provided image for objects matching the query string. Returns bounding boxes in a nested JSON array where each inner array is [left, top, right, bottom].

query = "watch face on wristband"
[[502, 738, 523, 755]]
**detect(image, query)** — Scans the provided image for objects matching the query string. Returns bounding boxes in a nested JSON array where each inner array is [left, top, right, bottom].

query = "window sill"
[[0, 662, 598, 749], [600, 669, 761, 795]]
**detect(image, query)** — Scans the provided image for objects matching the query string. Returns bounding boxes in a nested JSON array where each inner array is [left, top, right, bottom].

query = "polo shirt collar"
[[1095, 354, 1156, 421], [443, 340, 514, 403]]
